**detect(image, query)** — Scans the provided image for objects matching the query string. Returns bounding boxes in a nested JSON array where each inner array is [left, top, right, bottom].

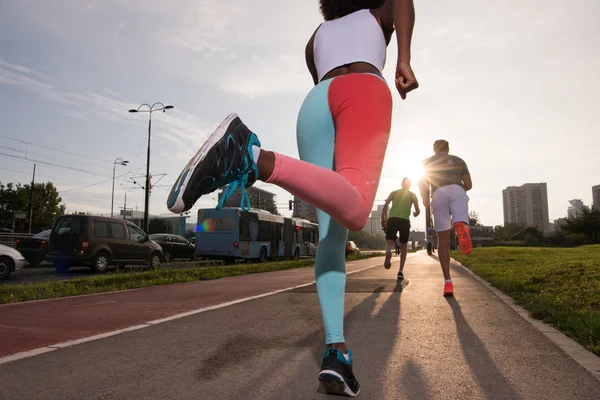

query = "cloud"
[[219, 53, 312, 99], [0, 58, 212, 148]]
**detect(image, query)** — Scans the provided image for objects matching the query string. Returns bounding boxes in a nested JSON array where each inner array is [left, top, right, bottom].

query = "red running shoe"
[[443, 281, 454, 297], [454, 222, 472, 255]]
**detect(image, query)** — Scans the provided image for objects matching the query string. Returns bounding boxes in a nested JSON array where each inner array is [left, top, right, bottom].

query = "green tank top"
[[389, 189, 414, 220]]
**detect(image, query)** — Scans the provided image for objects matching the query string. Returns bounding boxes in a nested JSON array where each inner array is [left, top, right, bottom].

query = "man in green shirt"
[[382, 177, 420, 280]]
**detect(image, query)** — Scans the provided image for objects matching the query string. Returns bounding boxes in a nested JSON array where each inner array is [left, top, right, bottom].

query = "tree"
[[562, 208, 600, 242], [468, 211, 482, 226], [0, 181, 65, 232]]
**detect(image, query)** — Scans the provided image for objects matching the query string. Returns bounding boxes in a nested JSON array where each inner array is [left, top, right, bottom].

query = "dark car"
[[15, 229, 51, 265], [149, 234, 195, 262], [46, 214, 163, 273]]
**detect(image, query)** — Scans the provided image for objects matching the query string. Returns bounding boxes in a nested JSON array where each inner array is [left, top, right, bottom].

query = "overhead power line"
[[0, 166, 88, 184], [0, 144, 110, 172], [0, 135, 114, 165], [0, 152, 108, 177], [60, 171, 130, 193]]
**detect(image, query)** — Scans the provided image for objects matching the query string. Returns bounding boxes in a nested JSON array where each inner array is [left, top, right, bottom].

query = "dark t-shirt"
[[422, 154, 470, 194]]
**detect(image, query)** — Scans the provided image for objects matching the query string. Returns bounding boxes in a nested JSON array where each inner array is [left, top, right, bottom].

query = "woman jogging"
[[167, 0, 418, 396]]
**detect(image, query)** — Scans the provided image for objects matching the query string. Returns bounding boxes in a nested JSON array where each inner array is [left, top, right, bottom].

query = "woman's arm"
[[394, 0, 419, 99], [305, 26, 321, 86]]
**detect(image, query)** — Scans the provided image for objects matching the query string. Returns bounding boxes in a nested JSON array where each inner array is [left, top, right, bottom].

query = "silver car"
[[0, 244, 26, 280]]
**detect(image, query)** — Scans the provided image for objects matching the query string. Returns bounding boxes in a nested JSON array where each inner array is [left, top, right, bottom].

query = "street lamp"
[[112, 158, 129, 217], [128, 102, 174, 232]]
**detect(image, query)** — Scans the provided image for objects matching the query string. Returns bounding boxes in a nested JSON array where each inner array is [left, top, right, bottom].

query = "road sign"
[[14, 212, 27, 219], [120, 210, 133, 217]]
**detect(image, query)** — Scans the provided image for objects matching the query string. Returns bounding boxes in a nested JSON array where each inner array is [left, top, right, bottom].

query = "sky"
[[0, 0, 599, 230]]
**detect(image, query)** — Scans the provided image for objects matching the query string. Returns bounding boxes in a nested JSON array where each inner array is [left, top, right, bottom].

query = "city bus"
[[195, 207, 319, 263]]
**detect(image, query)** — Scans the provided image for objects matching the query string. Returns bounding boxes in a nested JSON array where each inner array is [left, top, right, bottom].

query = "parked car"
[[346, 241, 360, 258], [15, 229, 51, 266], [0, 243, 26, 280], [149, 234, 195, 262], [46, 214, 163, 273]]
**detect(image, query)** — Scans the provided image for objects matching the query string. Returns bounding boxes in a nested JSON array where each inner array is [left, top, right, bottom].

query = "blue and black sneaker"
[[167, 113, 261, 213], [318, 348, 360, 397]]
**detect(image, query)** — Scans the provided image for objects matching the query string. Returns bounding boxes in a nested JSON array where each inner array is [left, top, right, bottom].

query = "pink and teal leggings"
[[266, 73, 392, 344]]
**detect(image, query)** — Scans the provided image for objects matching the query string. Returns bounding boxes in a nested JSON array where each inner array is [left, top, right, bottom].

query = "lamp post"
[[111, 158, 129, 217], [128, 102, 174, 232]]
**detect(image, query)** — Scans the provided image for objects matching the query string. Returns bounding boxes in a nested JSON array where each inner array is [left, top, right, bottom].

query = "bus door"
[[283, 219, 294, 258]]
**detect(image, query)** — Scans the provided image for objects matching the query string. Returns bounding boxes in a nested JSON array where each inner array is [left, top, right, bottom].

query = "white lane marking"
[[0, 262, 383, 365]]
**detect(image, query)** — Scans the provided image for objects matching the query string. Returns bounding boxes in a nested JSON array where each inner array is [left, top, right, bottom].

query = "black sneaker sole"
[[167, 113, 239, 213], [318, 371, 359, 397]]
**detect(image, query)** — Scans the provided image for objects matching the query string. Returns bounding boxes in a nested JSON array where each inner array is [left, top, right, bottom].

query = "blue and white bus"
[[195, 207, 319, 263]]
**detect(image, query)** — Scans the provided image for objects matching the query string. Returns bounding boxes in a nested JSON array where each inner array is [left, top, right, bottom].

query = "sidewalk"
[[0, 252, 599, 399]]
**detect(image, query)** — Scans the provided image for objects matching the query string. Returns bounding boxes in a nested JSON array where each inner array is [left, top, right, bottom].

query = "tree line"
[[0, 182, 65, 233]]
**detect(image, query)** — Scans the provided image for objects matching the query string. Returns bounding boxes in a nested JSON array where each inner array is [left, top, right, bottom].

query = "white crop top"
[[313, 9, 387, 82]]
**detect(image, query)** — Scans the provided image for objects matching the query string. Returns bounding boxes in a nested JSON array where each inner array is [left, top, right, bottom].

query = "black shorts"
[[386, 217, 411, 243]]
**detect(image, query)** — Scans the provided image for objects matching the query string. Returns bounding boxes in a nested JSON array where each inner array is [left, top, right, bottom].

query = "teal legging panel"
[[296, 78, 349, 345]]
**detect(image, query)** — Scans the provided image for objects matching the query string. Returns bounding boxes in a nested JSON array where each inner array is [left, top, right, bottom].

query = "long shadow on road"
[[226, 284, 390, 399], [267, 278, 429, 399], [195, 279, 411, 399], [446, 297, 522, 400]]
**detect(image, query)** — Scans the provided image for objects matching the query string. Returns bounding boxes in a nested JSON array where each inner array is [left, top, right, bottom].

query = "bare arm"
[[412, 193, 421, 217], [394, 0, 418, 99], [382, 192, 394, 220], [418, 176, 430, 207], [305, 26, 320, 86], [462, 173, 473, 191]]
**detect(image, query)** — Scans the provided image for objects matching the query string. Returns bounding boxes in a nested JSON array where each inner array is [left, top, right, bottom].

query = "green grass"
[[0, 252, 382, 304], [453, 245, 600, 356]]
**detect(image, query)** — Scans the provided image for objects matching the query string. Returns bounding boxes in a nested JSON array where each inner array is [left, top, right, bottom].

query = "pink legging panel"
[[266, 73, 392, 231]]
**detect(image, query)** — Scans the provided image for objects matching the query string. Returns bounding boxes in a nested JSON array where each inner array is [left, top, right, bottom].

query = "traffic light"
[[289, 200, 293, 210]]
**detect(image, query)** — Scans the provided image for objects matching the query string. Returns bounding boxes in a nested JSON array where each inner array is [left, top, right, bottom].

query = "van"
[[46, 214, 163, 273]]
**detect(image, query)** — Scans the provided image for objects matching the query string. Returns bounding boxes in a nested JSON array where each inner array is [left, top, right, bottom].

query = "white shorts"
[[431, 184, 469, 232]]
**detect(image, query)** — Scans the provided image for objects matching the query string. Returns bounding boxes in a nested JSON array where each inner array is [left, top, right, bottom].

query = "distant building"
[[593, 185, 600, 211], [502, 183, 551, 234], [567, 199, 587, 219], [363, 205, 386, 235], [293, 196, 317, 222], [217, 186, 278, 214], [554, 218, 567, 233]]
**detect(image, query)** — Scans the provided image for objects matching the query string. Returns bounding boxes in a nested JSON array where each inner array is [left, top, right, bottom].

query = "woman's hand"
[[395, 61, 419, 100]]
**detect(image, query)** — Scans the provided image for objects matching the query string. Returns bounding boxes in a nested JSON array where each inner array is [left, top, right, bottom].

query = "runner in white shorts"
[[419, 140, 473, 297]]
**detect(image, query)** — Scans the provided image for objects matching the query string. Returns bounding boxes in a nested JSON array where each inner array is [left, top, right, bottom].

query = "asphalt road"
[[1, 253, 599, 399]]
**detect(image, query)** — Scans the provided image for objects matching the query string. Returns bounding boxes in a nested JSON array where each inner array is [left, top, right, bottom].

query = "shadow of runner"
[[399, 360, 431, 400], [205, 285, 387, 399], [362, 281, 426, 400], [446, 297, 522, 400]]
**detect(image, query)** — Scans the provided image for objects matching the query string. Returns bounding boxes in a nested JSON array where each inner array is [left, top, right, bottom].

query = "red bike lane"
[[0, 258, 382, 358]]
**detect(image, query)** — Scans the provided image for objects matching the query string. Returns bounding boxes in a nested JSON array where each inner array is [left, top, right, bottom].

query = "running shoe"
[[166, 113, 261, 213], [397, 271, 404, 280], [443, 281, 454, 297], [454, 222, 472, 255], [384, 252, 392, 269], [318, 348, 360, 397]]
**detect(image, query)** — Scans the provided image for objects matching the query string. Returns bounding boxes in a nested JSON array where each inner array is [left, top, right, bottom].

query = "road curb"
[[451, 257, 600, 382]]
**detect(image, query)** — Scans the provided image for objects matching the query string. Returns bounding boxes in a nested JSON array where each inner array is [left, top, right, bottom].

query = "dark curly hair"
[[319, 0, 387, 21]]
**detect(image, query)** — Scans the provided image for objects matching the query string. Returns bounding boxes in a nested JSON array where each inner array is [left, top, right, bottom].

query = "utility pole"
[[28, 164, 36, 234], [129, 103, 174, 232]]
